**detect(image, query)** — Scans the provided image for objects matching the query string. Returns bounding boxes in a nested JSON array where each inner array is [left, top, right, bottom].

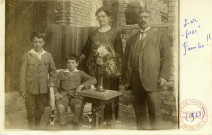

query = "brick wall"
[[161, 0, 178, 124], [54, 0, 102, 26]]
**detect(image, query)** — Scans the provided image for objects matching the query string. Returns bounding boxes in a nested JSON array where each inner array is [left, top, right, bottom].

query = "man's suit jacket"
[[19, 51, 57, 94], [122, 28, 172, 91]]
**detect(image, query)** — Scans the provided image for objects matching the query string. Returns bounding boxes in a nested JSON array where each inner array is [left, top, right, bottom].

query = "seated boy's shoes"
[[73, 122, 80, 130], [60, 123, 68, 129], [106, 121, 112, 129]]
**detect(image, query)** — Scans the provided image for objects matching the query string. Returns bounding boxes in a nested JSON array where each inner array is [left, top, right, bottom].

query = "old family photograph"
[[5, 0, 178, 130]]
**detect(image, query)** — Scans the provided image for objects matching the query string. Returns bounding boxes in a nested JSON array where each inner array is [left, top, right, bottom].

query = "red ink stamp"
[[180, 99, 208, 131]]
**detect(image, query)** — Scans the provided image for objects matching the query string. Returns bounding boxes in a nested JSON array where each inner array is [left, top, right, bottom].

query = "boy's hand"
[[76, 85, 84, 93], [20, 92, 27, 98], [55, 93, 63, 100]]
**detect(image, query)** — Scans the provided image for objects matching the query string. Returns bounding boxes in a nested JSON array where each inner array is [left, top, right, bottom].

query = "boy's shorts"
[[56, 95, 83, 110]]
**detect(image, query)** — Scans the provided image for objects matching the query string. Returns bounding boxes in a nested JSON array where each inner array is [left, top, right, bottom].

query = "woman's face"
[[96, 11, 109, 26]]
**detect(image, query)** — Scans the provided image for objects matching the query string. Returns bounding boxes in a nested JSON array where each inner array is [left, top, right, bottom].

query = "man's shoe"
[[35, 116, 41, 129], [60, 123, 67, 130], [73, 122, 79, 130]]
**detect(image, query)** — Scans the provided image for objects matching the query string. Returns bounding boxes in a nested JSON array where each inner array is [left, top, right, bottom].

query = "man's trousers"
[[130, 72, 162, 130]]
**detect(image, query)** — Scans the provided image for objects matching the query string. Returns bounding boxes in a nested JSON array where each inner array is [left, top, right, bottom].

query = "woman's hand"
[[96, 58, 104, 65], [79, 54, 85, 62]]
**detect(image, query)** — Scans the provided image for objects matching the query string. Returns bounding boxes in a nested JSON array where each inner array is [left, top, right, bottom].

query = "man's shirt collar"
[[140, 26, 151, 33], [139, 26, 151, 40]]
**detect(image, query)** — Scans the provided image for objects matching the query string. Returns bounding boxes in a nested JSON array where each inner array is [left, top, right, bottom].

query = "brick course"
[[54, 0, 102, 26]]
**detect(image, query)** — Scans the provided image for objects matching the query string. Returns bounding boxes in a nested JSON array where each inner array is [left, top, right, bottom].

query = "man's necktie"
[[140, 31, 146, 41]]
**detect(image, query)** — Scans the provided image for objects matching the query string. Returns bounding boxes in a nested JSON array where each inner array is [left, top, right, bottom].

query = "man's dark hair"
[[31, 31, 45, 41], [66, 54, 79, 63], [95, 6, 111, 17]]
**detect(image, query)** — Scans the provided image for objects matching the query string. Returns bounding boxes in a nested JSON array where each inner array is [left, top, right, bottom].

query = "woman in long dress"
[[80, 7, 123, 128]]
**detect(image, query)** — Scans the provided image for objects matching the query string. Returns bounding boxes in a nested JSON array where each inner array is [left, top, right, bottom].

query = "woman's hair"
[[95, 6, 111, 17], [31, 31, 45, 41]]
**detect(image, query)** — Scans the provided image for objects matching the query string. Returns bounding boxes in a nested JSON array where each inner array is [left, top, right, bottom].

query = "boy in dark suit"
[[19, 32, 57, 129], [55, 54, 97, 129]]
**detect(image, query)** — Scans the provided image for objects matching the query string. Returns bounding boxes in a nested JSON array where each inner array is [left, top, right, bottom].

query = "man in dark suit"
[[122, 8, 172, 130]]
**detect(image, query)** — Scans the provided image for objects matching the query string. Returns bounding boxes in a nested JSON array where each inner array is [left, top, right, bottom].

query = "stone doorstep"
[[5, 110, 28, 129], [5, 92, 25, 107], [5, 122, 29, 129], [5, 104, 26, 114]]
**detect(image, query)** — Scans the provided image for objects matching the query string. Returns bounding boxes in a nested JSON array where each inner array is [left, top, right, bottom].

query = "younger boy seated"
[[55, 54, 97, 129]]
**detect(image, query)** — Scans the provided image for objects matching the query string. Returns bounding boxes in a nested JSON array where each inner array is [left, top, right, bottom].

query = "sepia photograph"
[[5, 0, 178, 130]]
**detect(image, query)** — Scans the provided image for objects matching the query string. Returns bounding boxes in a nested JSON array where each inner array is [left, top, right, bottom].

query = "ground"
[[40, 106, 137, 130], [37, 106, 177, 130]]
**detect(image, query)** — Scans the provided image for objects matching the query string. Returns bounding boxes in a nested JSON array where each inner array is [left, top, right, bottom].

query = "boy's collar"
[[64, 68, 79, 73], [29, 49, 46, 55]]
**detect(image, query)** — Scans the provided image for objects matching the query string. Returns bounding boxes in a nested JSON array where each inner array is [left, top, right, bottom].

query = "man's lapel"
[[141, 28, 153, 51], [130, 32, 140, 65], [131, 32, 140, 51]]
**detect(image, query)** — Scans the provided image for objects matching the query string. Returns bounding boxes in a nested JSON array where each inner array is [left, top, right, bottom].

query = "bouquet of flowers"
[[88, 43, 119, 77]]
